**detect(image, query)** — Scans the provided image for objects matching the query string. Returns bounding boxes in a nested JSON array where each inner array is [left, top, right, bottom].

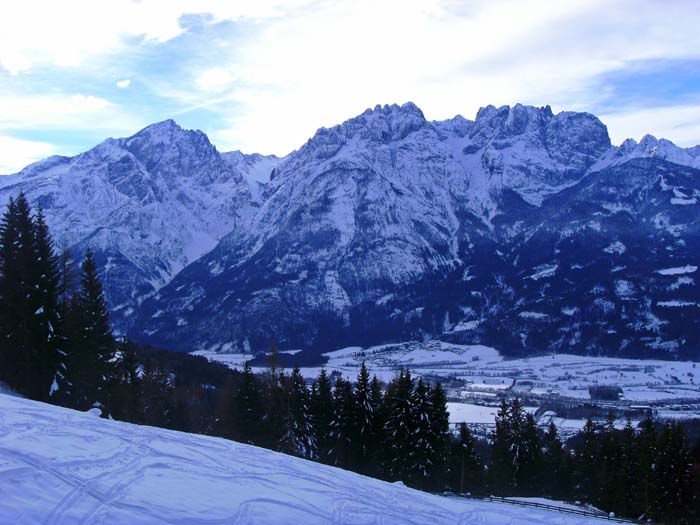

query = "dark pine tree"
[[233, 361, 262, 445], [330, 377, 355, 469], [109, 339, 142, 423], [634, 416, 658, 519], [490, 399, 514, 494], [0, 194, 36, 395], [613, 419, 640, 518], [490, 398, 542, 495], [691, 436, 700, 523], [352, 362, 374, 474], [0, 194, 64, 400], [310, 369, 334, 464], [427, 382, 451, 490], [541, 421, 570, 500], [0, 197, 18, 387], [450, 423, 483, 495], [32, 207, 65, 402], [383, 370, 415, 482], [574, 417, 597, 503], [368, 374, 386, 476], [140, 360, 175, 428], [409, 377, 434, 489], [595, 413, 619, 510], [517, 411, 543, 496], [278, 366, 314, 458], [260, 368, 286, 450], [652, 422, 695, 524], [62, 249, 116, 412]]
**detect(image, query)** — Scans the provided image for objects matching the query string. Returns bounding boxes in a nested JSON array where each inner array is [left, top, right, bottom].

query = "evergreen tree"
[[266, 337, 280, 371], [691, 437, 700, 523], [574, 417, 597, 502], [0, 195, 64, 400], [595, 412, 619, 510], [427, 382, 451, 490], [352, 362, 374, 474], [383, 370, 415, 481], [490, 398, 542, 495], [653, 422, 695, 524], [450, 423, 483, 494], [109, 339, 142, 423], [310, 369, 334, 464], [279, 366, 314, 458], [409, 378, 436, 489], [542, 421, 569, 500], [233, 361, 262, 445], [261, 368, 286, 450], [368, 375, 386, 463], [635, 416, 658, 519], [0, 196, 20, 389], [140, 360, 175, 428], [62, 249, 116, 412], [0, 194, 37, 395], [490, 399, 515, 494], [32, 208, 65, 401], [330, 377, 355, 468], [614, 419, 639, 518], [517, 411, 543, 495]]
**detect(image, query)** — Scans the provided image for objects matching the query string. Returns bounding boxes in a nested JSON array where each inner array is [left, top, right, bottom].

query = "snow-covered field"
[[0, 394, 610, 524], [197, 341, 700, 436], [198, 340, 700, 403]]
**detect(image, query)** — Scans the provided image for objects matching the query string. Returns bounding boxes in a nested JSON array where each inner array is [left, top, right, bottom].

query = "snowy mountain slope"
[[135, 103, 615, 353], [456, 158, 700, 358], [2, 102, 699, 358], [0, 393, 609, 524], [592, 134, 700, 172], [0, 121, 278, 332]]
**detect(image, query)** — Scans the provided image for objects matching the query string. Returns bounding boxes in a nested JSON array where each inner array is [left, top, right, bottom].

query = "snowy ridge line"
[[443, 494, 651, 524]]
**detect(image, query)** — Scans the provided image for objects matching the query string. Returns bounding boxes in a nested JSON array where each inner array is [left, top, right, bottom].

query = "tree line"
[[219, 361, 453, 490], [1, 193, 698, 524], [0, 192, 113, 408], [0, 193, 229, 428], [489, 400, 699, 524]]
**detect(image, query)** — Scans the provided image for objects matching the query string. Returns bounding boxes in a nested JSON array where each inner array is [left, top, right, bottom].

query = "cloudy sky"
[[1, 0, 699, 173]]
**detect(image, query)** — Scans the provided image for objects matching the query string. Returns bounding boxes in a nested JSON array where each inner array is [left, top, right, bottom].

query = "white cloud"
[[196, 0, 700, 155], [3, 0, 700, 160], [116, 79, 131, 88], [601, 104, 700, 147], [0, 135, 57, 174], [196, 68, 237, 93], [0, 0, 315, 74], [0, 93, 143, 132]]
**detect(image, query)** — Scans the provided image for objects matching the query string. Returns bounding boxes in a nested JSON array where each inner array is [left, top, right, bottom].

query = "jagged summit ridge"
[[132, 104, 699, 358]]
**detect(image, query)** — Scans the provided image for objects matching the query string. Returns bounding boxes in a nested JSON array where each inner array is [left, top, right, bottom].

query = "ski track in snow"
[[0, 394, 609, 524]]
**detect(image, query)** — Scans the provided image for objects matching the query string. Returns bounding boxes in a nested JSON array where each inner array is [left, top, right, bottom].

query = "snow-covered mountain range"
[[0, 120, 278, 330], [1, 103, 698, 359]]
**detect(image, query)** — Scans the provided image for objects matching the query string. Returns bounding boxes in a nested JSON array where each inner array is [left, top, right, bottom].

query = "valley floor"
[[196, 341, 700, 403], [0, 393, 611, 524], [197, 340, 700, 438]]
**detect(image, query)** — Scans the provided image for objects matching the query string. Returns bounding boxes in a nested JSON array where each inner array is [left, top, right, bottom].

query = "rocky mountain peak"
[[600, 133, 700, 170]]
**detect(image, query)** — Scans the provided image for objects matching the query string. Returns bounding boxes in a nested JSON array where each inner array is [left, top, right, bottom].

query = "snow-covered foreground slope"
[[0, 394, 608, 525]]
